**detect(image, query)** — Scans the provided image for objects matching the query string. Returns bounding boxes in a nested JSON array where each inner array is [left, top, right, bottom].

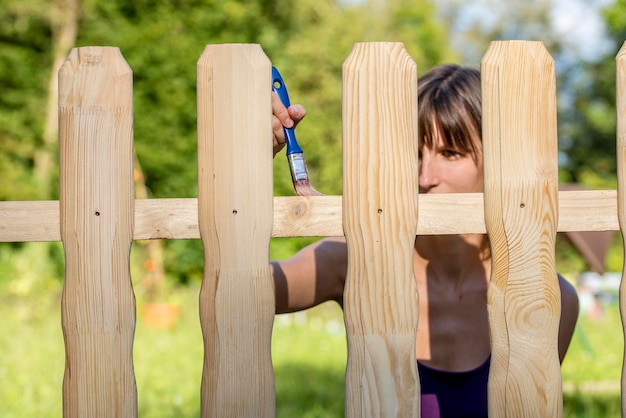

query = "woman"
[[270, 64, 579, 417]]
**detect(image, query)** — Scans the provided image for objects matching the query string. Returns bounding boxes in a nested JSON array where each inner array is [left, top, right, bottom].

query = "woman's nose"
[[419, 153, 439, 192]]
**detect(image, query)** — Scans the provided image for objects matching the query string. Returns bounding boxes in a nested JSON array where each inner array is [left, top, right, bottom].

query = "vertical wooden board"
[[197, 44, 275, 418], [342, 42, 420, 417], [58, 47, 137, 418], [616, 41, 626, 417], [482, 41, 561, 418]]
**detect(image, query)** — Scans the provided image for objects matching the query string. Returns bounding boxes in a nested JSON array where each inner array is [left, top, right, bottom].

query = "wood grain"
[[197, 44, 275, 418], [482, 41, 562, 417], [615, 41, 626, 417], [59, 47, 137, 417], [342, 42, 420, 418]]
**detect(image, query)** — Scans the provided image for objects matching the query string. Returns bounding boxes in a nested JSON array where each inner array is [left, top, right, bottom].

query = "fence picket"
[[342, 42, 420, 417], [59, 46, 137, 417], [197, 44, 275, 417], [482, 41, 562, 417]]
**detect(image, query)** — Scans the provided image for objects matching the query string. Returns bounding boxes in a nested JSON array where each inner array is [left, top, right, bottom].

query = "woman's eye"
[[441, 149, 461, 158]]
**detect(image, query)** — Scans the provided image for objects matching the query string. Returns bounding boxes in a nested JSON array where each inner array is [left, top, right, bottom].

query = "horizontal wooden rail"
[[0, 189, 618, 242]]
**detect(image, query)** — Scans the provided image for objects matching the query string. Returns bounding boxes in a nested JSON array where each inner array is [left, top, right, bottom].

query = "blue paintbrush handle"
[[272, 66, 303, 155]]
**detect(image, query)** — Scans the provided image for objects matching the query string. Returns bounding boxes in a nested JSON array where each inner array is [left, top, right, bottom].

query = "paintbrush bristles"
[[287, 153, 324, 196], [294, 179, 324, 196]]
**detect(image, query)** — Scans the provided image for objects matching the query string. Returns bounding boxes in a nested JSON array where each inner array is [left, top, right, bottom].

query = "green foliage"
[[76, 0, 296, 199], [0, 242, 65, 293], [436, 0, 625, 188], [604, 0, 626, 46], [0, 2, 54, 200], [3, 0, 620, 285], [0, 0, 455, 284], [560, 56, 618, 184], [556, 0, 626, 184], [162, 239, 204, 284], [270, 0, 454, 197]]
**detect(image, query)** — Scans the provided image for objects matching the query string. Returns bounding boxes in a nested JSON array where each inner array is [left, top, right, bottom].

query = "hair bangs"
[[418, 94, 481, 160]]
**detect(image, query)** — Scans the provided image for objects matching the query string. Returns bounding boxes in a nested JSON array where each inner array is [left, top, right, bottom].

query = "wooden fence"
[[0, 40, 625, 417]]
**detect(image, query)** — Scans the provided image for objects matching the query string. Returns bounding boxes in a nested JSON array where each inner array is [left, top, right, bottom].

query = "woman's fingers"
[[271, 92, 306, 156]]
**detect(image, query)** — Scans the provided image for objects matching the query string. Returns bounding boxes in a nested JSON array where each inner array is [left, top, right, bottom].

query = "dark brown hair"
[[418, 64, 482, 160]]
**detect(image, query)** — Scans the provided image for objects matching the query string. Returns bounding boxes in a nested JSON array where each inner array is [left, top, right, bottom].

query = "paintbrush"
[[272, 66, 323, 196]]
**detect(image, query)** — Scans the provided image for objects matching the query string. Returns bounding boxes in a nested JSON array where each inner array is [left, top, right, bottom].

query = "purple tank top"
[[418, 356, 490, 418]]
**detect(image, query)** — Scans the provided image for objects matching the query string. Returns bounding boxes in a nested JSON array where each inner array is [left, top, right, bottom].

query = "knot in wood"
[[291, 203, 305, 217]]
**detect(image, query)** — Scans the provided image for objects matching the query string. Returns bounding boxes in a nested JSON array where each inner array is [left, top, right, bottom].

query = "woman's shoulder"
[[557, 273, 579, 308], [311, 237, 348, 274]]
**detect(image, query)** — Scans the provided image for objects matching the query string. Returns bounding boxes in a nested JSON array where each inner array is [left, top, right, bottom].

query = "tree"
[[0, 1, 56, 200], [0, 0, 78, 296], [1, 0, 454, 284], [435, 0, 620, 186], [561, 0, 626, 186]]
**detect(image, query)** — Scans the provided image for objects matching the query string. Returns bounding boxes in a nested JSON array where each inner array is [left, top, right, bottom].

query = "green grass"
[[0, 284, 623, 417], [561, 297, 623, 417], [273, 306, 346, 418]]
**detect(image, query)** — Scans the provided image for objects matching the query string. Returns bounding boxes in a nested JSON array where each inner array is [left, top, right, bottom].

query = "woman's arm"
[[272, 237, 347, 314], [557, 274, 580, 363], [270, 94, 344, 313]]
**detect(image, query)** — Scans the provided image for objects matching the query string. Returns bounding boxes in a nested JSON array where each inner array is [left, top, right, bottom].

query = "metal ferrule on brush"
[[287, 153, 309, 182]]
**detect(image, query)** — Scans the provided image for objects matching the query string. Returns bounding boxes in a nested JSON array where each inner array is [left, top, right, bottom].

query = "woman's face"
[[419, 131, 483, 194]]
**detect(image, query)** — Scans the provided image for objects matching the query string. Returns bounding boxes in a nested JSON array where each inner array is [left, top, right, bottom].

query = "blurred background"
[[1, 0, 625, 416]]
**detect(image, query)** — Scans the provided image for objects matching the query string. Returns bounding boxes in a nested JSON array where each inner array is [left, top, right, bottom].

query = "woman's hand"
[[272, 91, 306, 157]]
